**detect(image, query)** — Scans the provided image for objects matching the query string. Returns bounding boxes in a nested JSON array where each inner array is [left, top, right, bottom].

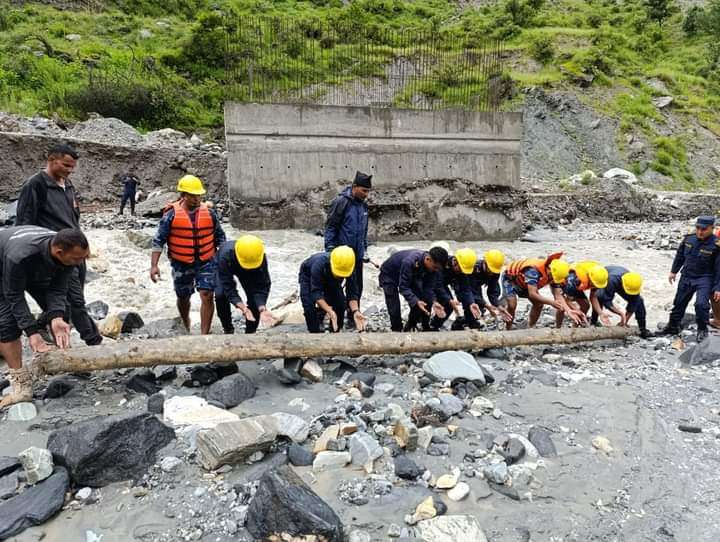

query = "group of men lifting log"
[[1, 143, 719, 409]]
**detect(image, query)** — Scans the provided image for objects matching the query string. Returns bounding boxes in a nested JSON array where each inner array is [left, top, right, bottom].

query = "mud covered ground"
[[2, 218, 720, 542]]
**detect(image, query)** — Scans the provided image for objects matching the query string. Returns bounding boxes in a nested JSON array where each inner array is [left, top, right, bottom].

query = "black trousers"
[[37, 263, 101, 345], [120, 192, 136, 215], [300, 278, 346, 333], [383, 285, 431, 332], [345, 263, 363, 322], [215, 293, 260, 334]]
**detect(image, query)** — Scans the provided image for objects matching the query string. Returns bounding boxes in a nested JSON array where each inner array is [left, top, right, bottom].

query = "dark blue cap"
[[696, 216, 716, 228]]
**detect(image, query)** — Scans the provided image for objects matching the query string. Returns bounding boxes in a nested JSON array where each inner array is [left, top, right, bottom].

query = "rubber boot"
[[0, 367, 33, 410]]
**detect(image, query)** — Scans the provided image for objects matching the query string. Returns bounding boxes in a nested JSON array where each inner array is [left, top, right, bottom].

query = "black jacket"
[[215, 241, 271, 308], [15, 171, 81, 231], [0, 226, 73, 335]]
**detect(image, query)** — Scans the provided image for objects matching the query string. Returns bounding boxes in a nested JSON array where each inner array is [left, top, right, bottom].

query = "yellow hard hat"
[[484, 249, 505, 274], [330, 246, 355, 278], [234, 235, 264, 270], [549, 259, 570, 283], [622, 272, 642, 295], [588, 265, 609, 289], [177, 174, 206, 195], [454, 248, 477, 275]]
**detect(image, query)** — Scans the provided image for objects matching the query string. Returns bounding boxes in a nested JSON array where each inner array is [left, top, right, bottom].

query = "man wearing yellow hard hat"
[[460, 249, 512, 329], [150, 175, 226, 334], [592, 266, 651, 338], [501, 252, 585, 329], [429, 246, 478, 330], [558, 260, 607, 327], [298, 246, 366, 333], [215, 235, 277, 334]]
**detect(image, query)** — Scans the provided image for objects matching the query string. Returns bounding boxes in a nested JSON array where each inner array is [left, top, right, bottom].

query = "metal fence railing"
[[225, 17, 506, 112]]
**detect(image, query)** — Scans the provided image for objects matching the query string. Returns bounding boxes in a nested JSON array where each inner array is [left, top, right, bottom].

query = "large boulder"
[[196, 416, 277, 470], [246, 465, 344, 541], [205, 372, 255, 408], [680, 335, 720, 365], [423, 351, 486, 384], [0, 467, 69, 539], [47, 412, 175, 486]]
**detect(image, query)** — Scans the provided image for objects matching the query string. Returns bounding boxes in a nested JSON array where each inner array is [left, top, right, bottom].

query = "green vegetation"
[[0, 0, 719, 186]]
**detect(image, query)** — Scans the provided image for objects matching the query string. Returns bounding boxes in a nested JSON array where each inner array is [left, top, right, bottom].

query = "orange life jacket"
[[569, 260, 601, 292], [167, 202, 216, 264], [505, 253, 563, 290]]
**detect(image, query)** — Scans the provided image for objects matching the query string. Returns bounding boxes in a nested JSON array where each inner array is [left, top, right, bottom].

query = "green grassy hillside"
[[1, 0, 718, 183]]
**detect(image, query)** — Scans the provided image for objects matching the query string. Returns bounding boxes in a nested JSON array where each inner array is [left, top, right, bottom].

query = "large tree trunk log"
[[35, 326, 636, 376]]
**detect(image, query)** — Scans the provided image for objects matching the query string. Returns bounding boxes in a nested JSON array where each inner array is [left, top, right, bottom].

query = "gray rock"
[[274, 358, 303, 384], [288, 444, 314, 467], [159, 456, 182, 472], [19, 447, 53, 485], [483, 462, 509, 484], [197, 415, 277, 470], [117, 311, 145, 334], [125, 230, 153, 250], [147, 393, 165, 414], [313, 451, 351, 472], [498, 437, 525, 465], [414, 515, 488, 542], [426, 394, 465, 420], [7, 402, 37, 421], [126, 370, 159, 396], [85, 300, 109, 320], [0, 457, 20, 477], [48, 412, 175, 486], [0, 471, 18, 500], [423, 351, 486, 384], [44, 375, 78, 399], [349, 432, 383, 468], [246, 465, 343, 541], [652, 96, 673, 109], [206, 372, 256, 408], [427, 443, 450, 456], [0, 467, 69, 540], [528, 427, 557, 457], [394, 455, 423, 480], [681, 335, 720, 365], [271, 412, 309, 443]]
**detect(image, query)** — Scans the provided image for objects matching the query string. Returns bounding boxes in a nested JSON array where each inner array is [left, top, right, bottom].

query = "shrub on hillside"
[[683, 6, 705, 36], [528, 35, 555, 64]]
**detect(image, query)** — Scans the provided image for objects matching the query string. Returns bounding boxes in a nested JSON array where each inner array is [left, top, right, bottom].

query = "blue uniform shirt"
[[215, 241, 271, 308], [596, 265, 641, 313], [299, 252, 358, 305], [469, 260, 501, 307], [379, 249, 440, 308], [438, 258, 473, 307], [324, 187, 369, 261], [671, 233, 720, 290]]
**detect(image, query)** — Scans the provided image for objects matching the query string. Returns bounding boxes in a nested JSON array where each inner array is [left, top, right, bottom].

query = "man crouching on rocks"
[[0, 227, 89, 409]]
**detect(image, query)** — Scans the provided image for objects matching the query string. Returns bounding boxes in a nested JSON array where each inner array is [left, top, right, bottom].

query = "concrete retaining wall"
[[225, 103, 523, 240]]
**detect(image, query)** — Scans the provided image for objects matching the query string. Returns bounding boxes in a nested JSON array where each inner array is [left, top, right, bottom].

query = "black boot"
[[657, 324, 680, 336], [639, 328, 654, 339], [697, 329, 709, 342]]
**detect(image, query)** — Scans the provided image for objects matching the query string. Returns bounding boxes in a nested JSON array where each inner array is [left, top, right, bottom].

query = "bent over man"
[[592, 267, 651, 338], [379, 246, 448, 332], [0, 227, 89, 409], [215, 235, 277, 334], [150, 175, 226, 334], [299, 246, 365, 333], [502, 253, 582, 329]]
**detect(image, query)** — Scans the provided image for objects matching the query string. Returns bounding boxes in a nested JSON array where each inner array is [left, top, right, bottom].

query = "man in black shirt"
[[119, 172, 140, 216], [0, 227, 89, 409], [15, 143, 102, 346]]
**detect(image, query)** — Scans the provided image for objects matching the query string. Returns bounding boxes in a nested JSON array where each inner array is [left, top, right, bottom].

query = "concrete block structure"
[[225, 103, 523, 240]]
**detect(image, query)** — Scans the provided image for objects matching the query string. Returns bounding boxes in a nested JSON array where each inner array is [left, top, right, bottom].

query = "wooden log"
[[35, 326, 636, 376]]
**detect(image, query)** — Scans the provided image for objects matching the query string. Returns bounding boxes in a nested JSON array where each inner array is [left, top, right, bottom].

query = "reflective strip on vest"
[[506, 258, 550, 290], [167, 202, 216, 264]]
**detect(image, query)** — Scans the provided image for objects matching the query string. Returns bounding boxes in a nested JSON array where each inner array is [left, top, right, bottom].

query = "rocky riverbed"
[[2, 216, 720, 542]]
